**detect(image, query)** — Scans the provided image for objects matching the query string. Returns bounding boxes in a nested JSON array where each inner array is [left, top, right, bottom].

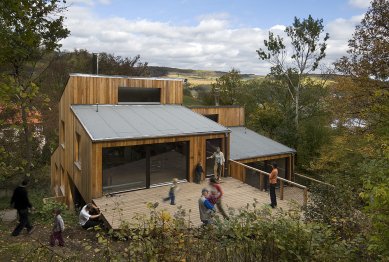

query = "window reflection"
[[102, 142, 188, 193]]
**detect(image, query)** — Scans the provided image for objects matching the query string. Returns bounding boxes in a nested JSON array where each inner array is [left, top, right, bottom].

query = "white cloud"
[[348, 0, 370, 9], [60, 5, 363, 75], [98, 0, 112, 4]]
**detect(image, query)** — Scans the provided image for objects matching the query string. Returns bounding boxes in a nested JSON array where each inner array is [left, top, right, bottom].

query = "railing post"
[[280, 180, 284, 200], [303, 187, 308, 205]]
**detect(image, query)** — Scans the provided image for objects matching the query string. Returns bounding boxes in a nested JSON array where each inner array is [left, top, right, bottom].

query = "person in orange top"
[[269, 162, 278, 208]]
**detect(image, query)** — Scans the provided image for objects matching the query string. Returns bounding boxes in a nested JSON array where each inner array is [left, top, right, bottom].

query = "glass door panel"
[[102, 145, 147, 193]]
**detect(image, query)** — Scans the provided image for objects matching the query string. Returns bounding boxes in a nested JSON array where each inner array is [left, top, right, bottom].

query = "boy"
[[195, 162, 204, 184], [50, 209, 65, 247], [198, 188, 216, 225], [163, 178, 179, 205]]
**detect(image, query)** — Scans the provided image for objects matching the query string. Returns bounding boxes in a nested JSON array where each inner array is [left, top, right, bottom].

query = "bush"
[[92, 202, 363, 261]]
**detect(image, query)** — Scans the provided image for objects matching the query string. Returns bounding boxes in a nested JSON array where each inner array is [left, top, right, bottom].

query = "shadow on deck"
[[93, 177, 303, 229]]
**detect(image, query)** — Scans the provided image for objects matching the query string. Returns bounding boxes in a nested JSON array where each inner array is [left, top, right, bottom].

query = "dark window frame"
[[118, 87, 161, 104]]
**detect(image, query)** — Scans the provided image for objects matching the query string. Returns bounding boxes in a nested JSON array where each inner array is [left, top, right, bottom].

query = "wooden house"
[[51, 74, 295, 207]]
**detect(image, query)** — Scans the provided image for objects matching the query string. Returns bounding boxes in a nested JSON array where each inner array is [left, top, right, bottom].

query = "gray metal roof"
[[71, 104, 229, 142], [229, 126, 295, 160]]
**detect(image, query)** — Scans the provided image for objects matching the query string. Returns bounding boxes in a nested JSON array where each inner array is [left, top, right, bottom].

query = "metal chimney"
[[92, 53, 99, 74]]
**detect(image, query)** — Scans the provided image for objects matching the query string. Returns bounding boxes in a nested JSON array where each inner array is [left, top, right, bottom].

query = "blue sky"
[[62, 0, 370, 74]]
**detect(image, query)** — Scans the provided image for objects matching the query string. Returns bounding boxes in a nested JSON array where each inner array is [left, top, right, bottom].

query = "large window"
[[103, 145, 147, 193], [102, 142, 188, 193], [149, 142, 188, 185], [118, 87, 161, 103]]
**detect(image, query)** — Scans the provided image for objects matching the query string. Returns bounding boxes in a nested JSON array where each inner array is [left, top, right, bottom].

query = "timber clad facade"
[[51, 74, 295, 208]]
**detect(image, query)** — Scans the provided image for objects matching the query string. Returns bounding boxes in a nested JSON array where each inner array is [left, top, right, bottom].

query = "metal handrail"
[[229, 159, 308, 205], [294, 173, 335, 188]]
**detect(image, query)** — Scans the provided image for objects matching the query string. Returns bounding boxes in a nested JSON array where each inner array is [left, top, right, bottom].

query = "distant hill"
[[148, 66, 261, 86]]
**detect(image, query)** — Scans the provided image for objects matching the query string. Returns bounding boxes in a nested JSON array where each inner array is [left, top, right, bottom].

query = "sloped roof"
[[229, 126, 295, 160], [71, 104, 229, 142]]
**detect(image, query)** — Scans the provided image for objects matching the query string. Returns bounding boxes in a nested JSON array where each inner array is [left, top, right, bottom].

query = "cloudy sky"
[[60, 0, 371, 75]]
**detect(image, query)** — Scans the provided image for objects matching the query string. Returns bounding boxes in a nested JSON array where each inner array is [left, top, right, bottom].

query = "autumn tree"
[[310, 0, 389, 256], [0, 0, 69, 172], [257, 15, 329, 128]]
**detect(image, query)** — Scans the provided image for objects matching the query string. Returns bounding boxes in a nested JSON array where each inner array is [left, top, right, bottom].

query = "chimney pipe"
[[92, 53, 99, 74]]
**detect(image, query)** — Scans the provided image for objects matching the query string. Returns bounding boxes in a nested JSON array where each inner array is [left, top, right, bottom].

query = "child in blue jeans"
[[163, 178, 179, 205]]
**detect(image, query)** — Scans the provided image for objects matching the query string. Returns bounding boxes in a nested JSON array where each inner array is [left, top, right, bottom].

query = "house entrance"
[[102, 142, 188, 194], [205, 138, 223, 177]]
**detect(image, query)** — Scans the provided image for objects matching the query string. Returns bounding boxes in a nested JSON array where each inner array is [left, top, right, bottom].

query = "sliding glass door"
[[102, 142, 188, 193], [149, 142, 188, 185], [102, 145, 147, 193]]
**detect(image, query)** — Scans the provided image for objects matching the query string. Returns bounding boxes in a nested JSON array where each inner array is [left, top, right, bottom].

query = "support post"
[[280, 180, 284, 200], [303, 187, 308, 205]]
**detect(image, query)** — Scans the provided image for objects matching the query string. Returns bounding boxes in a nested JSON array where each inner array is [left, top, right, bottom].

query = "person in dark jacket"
[[195, 162, 204, 184], [10, 179, 34, 236]]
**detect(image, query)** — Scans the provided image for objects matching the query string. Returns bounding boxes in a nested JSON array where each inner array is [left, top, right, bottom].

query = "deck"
[[93, 177, 302, 229]]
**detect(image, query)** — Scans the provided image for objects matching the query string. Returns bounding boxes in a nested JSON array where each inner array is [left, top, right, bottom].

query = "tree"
[[211, 68, 242, 105], [257, 15, 329, 128], [337, 0, 389, 80], [0, 0, 69, 172], [313, 0, 389, 256]]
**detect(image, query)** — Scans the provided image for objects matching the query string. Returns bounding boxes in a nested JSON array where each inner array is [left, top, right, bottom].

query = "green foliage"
[[211, 68, 243, 105], [336, 0, 389, 80], [0, 0, 70, 172], [85, 203, 367, 261], [257, 15, 329, 129], [34, 199, 74, 224]]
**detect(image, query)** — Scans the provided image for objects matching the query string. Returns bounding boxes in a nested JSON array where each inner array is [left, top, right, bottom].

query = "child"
[[163, 178, 179, 205], [50, 209, 65, 247]]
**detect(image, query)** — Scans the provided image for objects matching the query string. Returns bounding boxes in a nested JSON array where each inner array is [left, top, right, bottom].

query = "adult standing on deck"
[[269, 162, 278, 208], [10, 178, 34, 236], [207, 147, 225, 180]]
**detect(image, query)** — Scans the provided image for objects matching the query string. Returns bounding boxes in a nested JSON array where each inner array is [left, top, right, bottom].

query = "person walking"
[[10, 179, 34, 236], [269, 162, 278, 208], [163, 178, 179, 205], [50, 209, 65, 247], [198, 188, 216, 225], [195, 162, 204, 184], [209, 177, 229, 219]]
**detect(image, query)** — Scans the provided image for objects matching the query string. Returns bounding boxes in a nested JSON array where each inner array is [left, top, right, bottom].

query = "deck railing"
[[229, 159, 308, 205], [294, 173, 335, 189]]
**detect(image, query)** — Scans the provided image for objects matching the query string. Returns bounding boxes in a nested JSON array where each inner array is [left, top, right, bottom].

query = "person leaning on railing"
[[269, 163, 278, 208]]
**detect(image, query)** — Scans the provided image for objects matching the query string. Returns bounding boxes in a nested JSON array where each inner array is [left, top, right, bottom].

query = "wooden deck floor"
[[93, 177, 302, 229]]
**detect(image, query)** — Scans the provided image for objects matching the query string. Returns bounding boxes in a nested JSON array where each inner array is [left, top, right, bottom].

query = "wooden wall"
[[68, 75, 183, 105], [228, 153, 294, 183], [190, 106, 245, 126], [89, 133, 228, 200], [51, 74, 184, 205]]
